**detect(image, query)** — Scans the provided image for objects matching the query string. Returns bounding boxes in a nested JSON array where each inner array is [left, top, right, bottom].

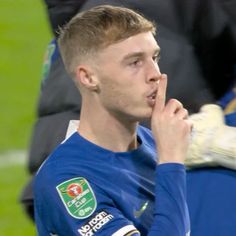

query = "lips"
[[147, 89, 157, 107], [147, 89, 157, 99]]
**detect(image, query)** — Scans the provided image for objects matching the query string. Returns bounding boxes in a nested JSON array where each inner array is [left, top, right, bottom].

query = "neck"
[[78, 103, 139, 152]]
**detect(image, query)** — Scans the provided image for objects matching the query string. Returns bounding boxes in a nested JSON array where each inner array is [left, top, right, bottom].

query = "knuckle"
[[169, 98, 177, 104], [169, 99, 183, 107], [183, 108, 189, 117]]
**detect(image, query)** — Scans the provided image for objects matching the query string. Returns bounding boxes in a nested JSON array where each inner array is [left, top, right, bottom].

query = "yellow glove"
[[185, 104, 236, 169]]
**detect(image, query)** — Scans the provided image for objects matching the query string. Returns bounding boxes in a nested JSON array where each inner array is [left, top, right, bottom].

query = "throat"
[[78, 122, 140, 152]]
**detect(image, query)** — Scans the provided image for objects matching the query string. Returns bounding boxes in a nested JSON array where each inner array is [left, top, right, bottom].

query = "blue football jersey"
[[34, 126, 190, 236]]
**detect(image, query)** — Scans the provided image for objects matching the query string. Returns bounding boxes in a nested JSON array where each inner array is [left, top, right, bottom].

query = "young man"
[[34, 5, 192, 235]]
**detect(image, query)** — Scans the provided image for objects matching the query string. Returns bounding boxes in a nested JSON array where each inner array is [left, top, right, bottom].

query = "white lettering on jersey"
[[78, 210, 114, 236]]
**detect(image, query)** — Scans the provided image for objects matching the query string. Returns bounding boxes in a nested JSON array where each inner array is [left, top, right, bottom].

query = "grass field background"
[[0, 0, 52, 235]]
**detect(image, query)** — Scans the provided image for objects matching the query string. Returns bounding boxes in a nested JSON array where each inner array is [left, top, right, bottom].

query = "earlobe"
[[75, 65, 99, 91]]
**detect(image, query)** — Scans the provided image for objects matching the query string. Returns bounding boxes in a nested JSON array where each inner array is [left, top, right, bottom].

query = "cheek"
[[100, 82, 131, 108], [98, 70, 144, 108]]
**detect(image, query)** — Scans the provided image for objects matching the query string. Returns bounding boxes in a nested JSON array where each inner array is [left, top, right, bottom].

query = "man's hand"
[[151, 74, 193, 164], [185, 104, 236, 169]]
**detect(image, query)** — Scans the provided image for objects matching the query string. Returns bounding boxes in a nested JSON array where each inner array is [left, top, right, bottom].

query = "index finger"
[[154, 74, 167, 112]]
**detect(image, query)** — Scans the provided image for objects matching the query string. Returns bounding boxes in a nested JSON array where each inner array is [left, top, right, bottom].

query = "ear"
[[75, 65, 99, 91]]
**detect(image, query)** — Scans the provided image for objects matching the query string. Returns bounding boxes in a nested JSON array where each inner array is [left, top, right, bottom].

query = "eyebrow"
[[122, 48, 161, 62]]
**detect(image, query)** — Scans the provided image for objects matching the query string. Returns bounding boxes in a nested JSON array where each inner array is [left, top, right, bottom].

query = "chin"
[[126, 106, 152, 122], [136, 110, 152, 121], [144, 107, 153, 117]]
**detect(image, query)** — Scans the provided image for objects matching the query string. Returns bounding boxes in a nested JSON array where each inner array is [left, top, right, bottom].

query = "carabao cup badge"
[[56, 177, 97, 219]]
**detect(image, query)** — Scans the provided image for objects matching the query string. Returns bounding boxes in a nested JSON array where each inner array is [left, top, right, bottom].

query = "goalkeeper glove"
[[185, 104, 236, 169]]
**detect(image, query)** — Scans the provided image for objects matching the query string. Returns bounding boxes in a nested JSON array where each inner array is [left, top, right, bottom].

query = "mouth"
[[147, 90, 157, 107]]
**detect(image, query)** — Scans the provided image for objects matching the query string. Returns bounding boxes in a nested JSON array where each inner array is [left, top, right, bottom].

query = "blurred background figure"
[[21, 0, 236, 235]]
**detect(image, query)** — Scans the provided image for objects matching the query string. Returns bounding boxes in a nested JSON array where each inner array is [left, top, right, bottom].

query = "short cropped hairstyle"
[[58, 5, 156, 78]]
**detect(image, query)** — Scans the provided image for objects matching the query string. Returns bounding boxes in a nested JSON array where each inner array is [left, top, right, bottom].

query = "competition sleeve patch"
[[56, 177, 97, 219]]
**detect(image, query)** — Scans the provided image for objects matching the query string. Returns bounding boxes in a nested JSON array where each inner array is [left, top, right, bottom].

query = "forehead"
[[98, 32, 160, 62]]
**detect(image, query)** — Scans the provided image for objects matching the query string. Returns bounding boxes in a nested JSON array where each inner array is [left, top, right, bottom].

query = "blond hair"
[[58, 5, 156, 78]]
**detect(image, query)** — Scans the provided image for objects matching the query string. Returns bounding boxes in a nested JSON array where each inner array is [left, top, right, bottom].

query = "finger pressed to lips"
[[154, 74, 167, 112]]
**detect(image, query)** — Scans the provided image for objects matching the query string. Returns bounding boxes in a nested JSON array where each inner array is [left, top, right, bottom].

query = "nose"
[[146, 60, 161, 83]]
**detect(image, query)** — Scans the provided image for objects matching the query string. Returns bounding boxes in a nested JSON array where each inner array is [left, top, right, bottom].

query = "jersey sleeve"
[[148, 163, 191, 236], [34, 163, 190, 236], [34, 174, 140, 236]]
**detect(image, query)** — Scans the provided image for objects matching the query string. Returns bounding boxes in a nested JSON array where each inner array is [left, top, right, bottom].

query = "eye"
[[153, 54, 161, 63], [129, 58, 142, 67]]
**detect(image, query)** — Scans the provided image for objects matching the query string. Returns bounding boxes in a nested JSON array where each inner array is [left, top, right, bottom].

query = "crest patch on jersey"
[[56, 177, 97, 219]]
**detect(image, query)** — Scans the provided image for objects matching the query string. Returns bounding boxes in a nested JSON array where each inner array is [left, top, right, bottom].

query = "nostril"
[[149, 76, 159, 83]]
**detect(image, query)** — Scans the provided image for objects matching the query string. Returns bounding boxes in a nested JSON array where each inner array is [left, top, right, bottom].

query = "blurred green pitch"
[[0, 0, 51, 235]]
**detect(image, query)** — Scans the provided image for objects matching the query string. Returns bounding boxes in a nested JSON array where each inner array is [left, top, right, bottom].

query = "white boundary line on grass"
[[0, 150, 27, 168]]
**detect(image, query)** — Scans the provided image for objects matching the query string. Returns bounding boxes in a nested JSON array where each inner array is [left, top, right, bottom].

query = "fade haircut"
[[58, 5, 156, 78]]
